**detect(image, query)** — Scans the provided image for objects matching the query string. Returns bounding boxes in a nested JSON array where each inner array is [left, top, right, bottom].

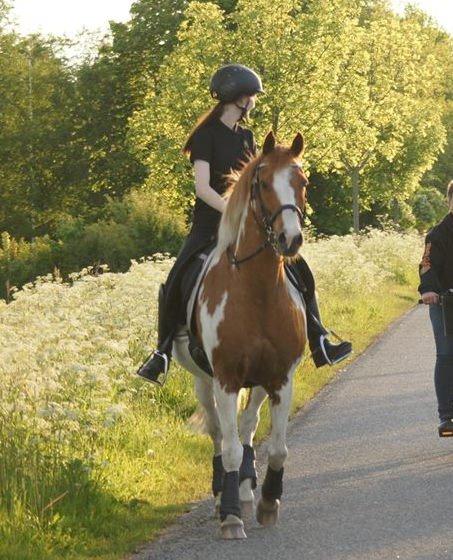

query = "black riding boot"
[[306, 294, 352, 368], [136, 283, 175, 386]]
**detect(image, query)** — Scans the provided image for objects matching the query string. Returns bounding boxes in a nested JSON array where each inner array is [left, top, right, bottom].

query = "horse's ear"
[[290, 133, 305, 157], [262, 130, 276, 155]]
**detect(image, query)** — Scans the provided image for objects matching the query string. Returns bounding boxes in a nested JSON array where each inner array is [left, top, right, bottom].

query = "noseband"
[[227, 162, 305, 267]]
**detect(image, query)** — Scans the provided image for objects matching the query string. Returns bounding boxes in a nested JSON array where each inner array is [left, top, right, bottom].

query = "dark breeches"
[[285, 257, 315, 301], [159, 227, 215, 348]]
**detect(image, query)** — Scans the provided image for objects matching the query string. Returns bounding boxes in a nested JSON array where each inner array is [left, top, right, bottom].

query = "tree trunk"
[[351, 167, 360, 233]]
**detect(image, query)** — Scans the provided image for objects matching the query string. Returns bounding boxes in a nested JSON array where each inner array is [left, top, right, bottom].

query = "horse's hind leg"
[[213, 378, 246, 539], [257, 373, 294, 528], [193, 376, 223, 515], [238, 386, 267, 517]]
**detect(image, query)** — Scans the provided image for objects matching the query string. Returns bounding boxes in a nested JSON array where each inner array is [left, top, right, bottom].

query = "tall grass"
[[0, 230, 422, 559]]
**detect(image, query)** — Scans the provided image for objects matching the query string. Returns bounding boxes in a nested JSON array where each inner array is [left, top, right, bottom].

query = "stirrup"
[[319, 334, 333, 366], [319, 334, 352, 366], [137, 350, 170, 387]]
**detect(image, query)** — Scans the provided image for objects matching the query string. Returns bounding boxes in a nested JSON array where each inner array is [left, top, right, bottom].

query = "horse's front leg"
[[213, 378, 246, 539], [193, 376, 223, 516], [257, 373, 294, 527], [238, 386, 267, 517]]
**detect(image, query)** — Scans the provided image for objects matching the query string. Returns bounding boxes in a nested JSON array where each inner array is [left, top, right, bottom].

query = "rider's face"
[[238, 94, 257, 112]]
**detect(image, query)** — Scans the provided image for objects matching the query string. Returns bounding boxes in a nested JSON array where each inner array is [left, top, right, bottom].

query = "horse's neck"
[[233, 208, 284, 285]]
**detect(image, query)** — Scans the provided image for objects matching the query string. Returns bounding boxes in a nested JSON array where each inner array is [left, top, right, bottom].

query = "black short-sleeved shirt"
[[189, 118, 256, 233]]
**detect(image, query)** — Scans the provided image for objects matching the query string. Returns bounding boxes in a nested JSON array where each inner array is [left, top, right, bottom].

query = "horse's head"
[[251, 131, 308, 257]]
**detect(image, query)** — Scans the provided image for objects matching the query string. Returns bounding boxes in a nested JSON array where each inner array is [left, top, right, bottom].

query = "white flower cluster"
[[0, 257, 173, 456], [302, 229, 422, 296]]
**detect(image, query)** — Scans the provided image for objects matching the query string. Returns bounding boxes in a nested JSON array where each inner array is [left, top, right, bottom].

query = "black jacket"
[[418, 213, 453, 295]]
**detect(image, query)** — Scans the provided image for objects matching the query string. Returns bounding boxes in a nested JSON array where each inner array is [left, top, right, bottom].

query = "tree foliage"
[[0, 0, 451, 244], [129, 0, 452, 231]]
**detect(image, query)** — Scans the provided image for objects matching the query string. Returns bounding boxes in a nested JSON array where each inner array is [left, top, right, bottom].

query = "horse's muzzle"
[[278, 232, 303, 257]]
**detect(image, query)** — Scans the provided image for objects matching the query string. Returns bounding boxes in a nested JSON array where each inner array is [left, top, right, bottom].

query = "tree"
[[128, 1, 228, 214], [0, 33, 81, 237], [128, 0, 368, 212], [331, 6, 448, 231]]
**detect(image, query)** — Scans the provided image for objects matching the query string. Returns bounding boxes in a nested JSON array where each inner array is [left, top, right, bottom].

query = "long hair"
[[448, 180, 453, 212], [182, 98, 251, 157], [182, 102, 225, 156]]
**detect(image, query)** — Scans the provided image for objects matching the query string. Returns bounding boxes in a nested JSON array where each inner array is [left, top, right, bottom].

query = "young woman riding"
[[419, 180, 453, 437], [137, 63, 352, 385]]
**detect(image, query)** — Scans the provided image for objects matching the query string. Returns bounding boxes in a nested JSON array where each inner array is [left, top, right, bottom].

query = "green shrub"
[[0, 190, 187, 299]]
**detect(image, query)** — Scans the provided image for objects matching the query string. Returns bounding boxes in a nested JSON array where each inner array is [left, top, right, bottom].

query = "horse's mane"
[[216, 153, 263, 255]]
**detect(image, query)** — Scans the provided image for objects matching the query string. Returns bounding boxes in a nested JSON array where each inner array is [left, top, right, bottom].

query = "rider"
[[137, 63, 352, 385]]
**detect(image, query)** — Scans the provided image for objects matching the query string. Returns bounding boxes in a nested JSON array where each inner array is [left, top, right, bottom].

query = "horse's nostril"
[[278, 232, 287, 246], [294, 233, 303, 246]]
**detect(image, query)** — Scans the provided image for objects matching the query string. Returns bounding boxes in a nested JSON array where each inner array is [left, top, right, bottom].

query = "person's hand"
[[421, 292, 439, 305]]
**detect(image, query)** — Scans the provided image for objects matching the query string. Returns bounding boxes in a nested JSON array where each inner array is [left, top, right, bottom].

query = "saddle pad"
[[185, 247, 217, 334]]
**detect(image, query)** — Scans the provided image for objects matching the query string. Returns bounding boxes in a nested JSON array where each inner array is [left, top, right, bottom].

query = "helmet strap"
[[234, 101, 249, 121]]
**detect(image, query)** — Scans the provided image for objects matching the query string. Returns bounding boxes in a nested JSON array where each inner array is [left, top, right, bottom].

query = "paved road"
[[132, 306, 453, 560]]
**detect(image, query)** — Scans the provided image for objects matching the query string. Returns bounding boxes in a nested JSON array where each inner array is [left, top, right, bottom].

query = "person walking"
[[419, 180, 453, 436], [137, 63, 352, 386]]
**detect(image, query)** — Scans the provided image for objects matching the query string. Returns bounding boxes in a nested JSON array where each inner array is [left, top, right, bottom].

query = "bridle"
[[227, 162, 305, 267]]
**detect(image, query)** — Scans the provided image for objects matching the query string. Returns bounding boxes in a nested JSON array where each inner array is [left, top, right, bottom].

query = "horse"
[[173, 130, 308, 539]]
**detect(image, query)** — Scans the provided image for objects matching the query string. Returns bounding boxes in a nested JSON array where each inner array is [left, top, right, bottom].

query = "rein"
[[227, 162, 304, 267]]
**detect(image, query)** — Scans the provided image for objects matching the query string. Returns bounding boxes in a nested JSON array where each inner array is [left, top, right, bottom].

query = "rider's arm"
[[418, 230, 444, 303], [193, 160, 226, 214]]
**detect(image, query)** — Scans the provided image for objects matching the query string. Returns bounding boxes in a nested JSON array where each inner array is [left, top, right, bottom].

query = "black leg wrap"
[[262, 466, 284, 502], [239, 444, 257, 489], [220, 471, 241, 522], [212, 454, 225, 497]]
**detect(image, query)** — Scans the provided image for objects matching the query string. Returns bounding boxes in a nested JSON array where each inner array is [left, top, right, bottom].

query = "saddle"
[[179, 243, 217, 375]]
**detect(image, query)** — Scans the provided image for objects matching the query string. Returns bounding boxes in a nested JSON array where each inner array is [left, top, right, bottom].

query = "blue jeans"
[[429, 304, 453, 421]]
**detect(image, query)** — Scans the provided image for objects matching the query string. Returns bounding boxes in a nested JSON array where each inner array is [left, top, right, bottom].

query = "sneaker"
[[312, 336, 352, 368], [136, 350, 170, 386], [438, 418, 453, 437]]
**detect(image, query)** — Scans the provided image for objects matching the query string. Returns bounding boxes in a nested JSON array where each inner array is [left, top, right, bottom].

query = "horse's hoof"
[[256, 498, 280, 527], [240, 499, 254, 520], [220, 515, 247, 539]]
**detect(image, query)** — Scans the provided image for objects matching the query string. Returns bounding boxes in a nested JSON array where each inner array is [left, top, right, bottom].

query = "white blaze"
[[273, 167, 301, 246]]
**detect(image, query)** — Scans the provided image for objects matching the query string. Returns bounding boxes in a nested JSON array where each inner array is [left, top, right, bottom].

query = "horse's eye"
[[260, 180, 269, 190]]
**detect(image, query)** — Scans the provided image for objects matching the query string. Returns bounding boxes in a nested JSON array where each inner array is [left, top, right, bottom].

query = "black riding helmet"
[[210, 63, 264, 103]]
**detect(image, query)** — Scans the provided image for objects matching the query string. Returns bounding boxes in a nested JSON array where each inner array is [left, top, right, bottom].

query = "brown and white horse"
[[173, 130, 308, 539]]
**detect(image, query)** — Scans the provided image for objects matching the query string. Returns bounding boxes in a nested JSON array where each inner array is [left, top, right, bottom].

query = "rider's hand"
[[422, 291, 439, 305]]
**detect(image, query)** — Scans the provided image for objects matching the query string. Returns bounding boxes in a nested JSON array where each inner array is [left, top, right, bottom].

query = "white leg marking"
[[213, 378, 242, 473], [194, 376, 222, 455], [239, 386, 268, 446], [267, 362, 298, 471], [238, 387, 267, 503], [274, 166, 301, 245], [239, 478, 254, 503]]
